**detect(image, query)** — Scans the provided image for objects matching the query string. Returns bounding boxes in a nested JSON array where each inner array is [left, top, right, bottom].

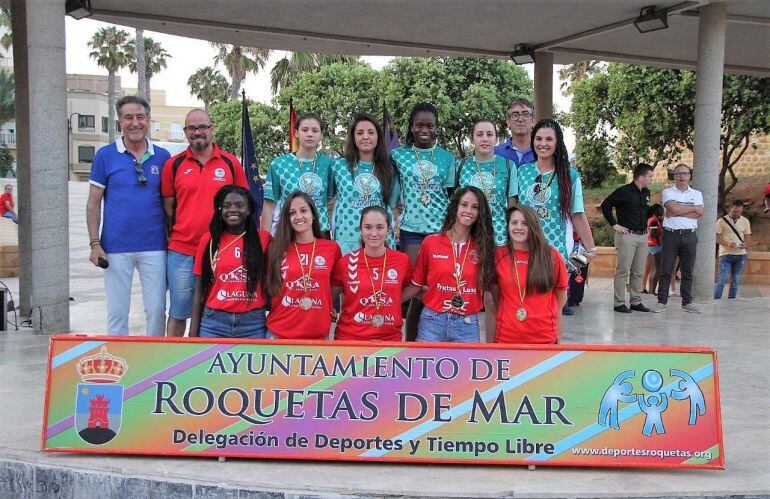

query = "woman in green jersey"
[[262, 112, 333, 237], [391, 102, 456, 341], [331, 113, 399, 254]]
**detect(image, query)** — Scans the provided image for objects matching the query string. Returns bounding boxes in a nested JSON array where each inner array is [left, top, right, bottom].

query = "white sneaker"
[[650, 303, 667, 313], [682, 303, 701, 314]]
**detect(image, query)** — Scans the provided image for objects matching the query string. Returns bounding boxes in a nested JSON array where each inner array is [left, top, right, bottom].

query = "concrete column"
[[534, 51, 554, 120], [11, 0, 70, 333], [691, 3, 726, 303]]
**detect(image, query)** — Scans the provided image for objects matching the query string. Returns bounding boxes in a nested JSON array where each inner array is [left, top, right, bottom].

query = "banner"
[[42, 337, 723, 469]]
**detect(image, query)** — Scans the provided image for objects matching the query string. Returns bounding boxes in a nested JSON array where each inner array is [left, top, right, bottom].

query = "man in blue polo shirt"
[[86, 95, 171, 336], [494, 97, 536, 168]]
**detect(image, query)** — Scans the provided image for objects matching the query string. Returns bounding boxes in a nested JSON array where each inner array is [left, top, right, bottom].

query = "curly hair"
[[440, 186, 496, 291], [404, 102, 438, 146]]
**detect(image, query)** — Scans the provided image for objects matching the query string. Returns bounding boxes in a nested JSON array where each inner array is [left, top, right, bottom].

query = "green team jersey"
[[457, 155, 514, 246], [264, 152, 333, 231], [391, 145, 456, 235], [330, 158, 400, 254], [510, 162, 585, 259]]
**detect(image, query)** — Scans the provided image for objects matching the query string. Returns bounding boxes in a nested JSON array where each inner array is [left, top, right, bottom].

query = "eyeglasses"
[[184, 124, 213, 133], [674, 171, 691, 177], [507, 111, 532, 120], [134, 160, 147, 186]]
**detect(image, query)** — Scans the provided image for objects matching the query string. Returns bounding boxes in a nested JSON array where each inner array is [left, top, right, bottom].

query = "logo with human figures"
[[74, 347, 128, 445], [598, 369, 705, 437]]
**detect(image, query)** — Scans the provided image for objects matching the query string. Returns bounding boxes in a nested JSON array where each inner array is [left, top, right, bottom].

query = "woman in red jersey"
[[190, 185, 272, 338], [411, 186, 495, 343], [332, 206, 418, 341], [491, 205, 568, 344], [265, 191, 341, 339]]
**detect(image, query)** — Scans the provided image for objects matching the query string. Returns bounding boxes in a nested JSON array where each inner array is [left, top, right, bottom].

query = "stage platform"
[[1, 181, 769, 497]]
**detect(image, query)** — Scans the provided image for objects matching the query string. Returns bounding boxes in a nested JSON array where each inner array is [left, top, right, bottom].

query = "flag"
[[289, 98, 299, 153], [241, 91, 264, 220], [382, 103, 400, 151]]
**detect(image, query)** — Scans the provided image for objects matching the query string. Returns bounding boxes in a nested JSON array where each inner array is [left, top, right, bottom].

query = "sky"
[[65, 18, 575, 147]]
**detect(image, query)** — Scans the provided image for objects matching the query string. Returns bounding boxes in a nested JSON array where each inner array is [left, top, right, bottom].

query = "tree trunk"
[[107, 70, 116, 143], [136, 28, 146, 100], [204, 99, 210, 112], [146, 77, 152, 138]]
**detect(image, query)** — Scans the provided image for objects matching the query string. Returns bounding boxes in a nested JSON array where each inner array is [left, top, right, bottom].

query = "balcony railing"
[[0, 132, 16, 147]]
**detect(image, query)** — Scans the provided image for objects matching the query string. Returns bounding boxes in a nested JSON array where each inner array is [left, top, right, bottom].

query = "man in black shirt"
[[601, 163, 654, 313]]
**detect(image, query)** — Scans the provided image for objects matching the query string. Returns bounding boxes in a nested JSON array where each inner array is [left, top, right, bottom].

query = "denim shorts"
[[417, 307, 480, 343], [167, 250, 195, 320], [399, 230, 429, 248], [649, 245, 663, 256], [200, 307, 267, 339]]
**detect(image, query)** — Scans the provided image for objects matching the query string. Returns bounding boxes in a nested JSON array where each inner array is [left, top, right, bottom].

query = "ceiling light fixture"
[[510, 44, 535, 65], [633, 6, 669, 33]]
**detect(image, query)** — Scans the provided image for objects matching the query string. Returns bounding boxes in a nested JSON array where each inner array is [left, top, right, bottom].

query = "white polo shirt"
[[662, 185, 704, 230]]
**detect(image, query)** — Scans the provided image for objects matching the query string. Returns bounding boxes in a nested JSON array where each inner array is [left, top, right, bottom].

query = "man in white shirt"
[[651, 164, 704, 314]]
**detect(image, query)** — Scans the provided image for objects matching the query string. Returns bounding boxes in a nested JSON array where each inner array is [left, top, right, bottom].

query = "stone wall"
[[651, 132, 770, 182]]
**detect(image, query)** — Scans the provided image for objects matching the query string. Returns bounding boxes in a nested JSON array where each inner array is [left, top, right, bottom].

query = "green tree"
[[568, 63, 770, 208], [380, 57, 532, 156], [212, 43, 270, 100], [275, 61, 382, 154], [558, 60, 600, 94], [126, 36, 170, 106], [270, 52, 359, 94], [0, 8, 12, 52], [187, 66, 230, 111], [0, 70, 14, 128], [88, 26, 131, 142], [209, 99, 284, 174], [0, 147, 14, 177]]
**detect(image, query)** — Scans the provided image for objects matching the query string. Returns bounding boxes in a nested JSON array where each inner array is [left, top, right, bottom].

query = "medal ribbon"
[[209, 232, 245, 274], [511, 248, 527, 308], [412, 147, 435, 197], [475, 157, 497, 200], [293, 239, 317, 298], [363, 249, 388, 316], [534, 168, 556, 203], [450, 235, 471, 301]]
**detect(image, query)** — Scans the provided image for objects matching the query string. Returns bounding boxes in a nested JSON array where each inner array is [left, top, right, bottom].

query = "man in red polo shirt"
[[162, 109, 248, 336]]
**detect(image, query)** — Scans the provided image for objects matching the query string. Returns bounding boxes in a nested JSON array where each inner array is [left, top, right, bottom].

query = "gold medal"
[[516, 307, 527, 322], [511, 249, 528, 323], [299, 296, 313, 310], [371, 314, 384, 328], [364, 250, 388, 330], [451, 294, 465, 308], [293, 240, 317, 312]]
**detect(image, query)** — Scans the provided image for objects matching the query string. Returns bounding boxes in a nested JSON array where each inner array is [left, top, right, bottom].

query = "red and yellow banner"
[[42, 337, 723, 469]]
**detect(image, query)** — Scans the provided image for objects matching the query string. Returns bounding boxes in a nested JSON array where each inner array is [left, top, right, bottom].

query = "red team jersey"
[[161, 145, 249, 256], [332, 248, 413, 341], [266, 239, 342, 339], [494, 246, 568, 344], [412, 233, 483, 316], [193, 230, 272, 313]]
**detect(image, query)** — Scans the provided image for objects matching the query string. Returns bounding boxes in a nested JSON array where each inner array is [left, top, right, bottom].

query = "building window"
[[152, 122, 160, 133], [116, 121, 121, 133], [169, 123, 184, 141], [78, 145, 96, 163], [101, 117, 108, 133], [78, 115, 95, 130]]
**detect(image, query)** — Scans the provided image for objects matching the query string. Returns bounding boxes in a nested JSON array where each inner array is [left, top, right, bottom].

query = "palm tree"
[[559, 60, 600, 94], [211, 43, 270, 100], [126, 36, 170, 106], [187, 67, 230, 111], [134, 28, 146, 100], [88, 26, 131, 142], [270, 52, 359, 94]]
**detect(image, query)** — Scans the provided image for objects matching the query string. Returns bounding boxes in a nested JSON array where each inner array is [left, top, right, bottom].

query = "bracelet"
[[585, 247, 597, 253], [89, 240, 101, 248]]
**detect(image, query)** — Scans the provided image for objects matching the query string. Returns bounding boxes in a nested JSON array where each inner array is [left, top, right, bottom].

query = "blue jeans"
[[167, 250, 195, 320], [417, 307, 480, 343], [714, 254, 747, 299], [103, 251, 166, 336], [199, 307, 267, 339], [2, 212, 17, 224]]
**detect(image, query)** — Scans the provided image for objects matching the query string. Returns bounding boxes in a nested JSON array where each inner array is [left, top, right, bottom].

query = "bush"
[[591, 219, 615, 247], [0, 147, 14, 177]]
